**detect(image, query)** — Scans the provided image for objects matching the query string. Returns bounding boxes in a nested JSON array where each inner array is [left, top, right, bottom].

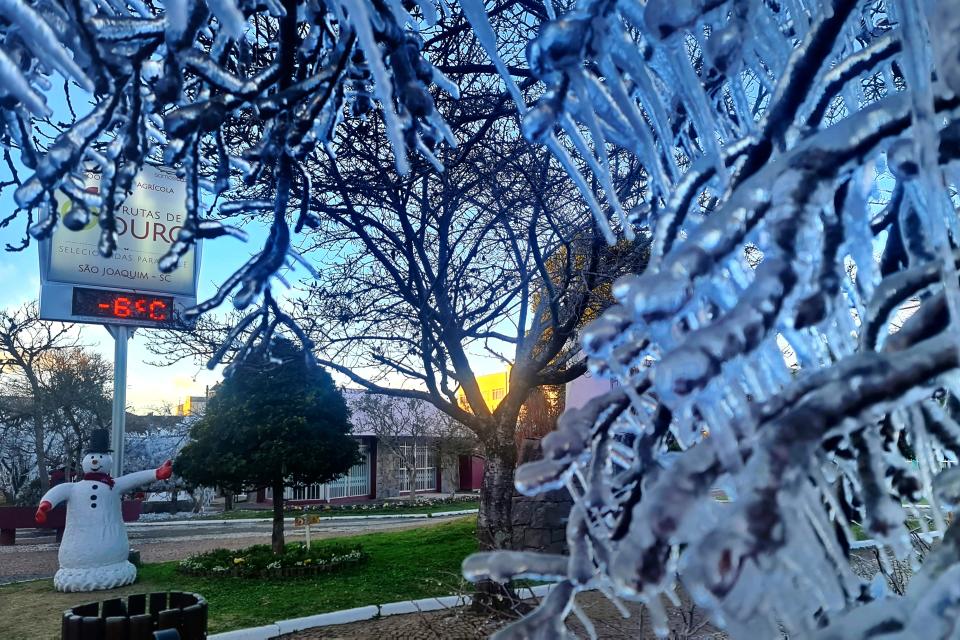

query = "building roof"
[[342, 388, 460, 438]]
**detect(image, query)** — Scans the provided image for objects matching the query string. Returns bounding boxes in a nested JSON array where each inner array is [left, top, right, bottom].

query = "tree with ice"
[[7, 0, 960, 634], [0, 302, 112, 502], [42, 348, 113, 471], [136, 0, 648, 606], [0, 302, 80, 492], [455, 0, 960, 637], [0, 0, 558, 596]]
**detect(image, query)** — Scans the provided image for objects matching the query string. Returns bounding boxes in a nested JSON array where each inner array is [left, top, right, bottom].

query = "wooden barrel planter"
[[61, 592, 207, 640]]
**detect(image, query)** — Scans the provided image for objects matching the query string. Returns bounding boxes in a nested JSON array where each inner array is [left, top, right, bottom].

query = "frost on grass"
[[462, 0, 960, 637]]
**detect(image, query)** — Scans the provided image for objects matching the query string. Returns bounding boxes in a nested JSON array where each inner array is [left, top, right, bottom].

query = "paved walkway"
[[282, 544, 904, 639], [0, 516, 457, 584]]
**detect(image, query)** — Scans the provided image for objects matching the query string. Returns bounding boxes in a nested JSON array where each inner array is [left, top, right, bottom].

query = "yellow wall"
[[458, 368, 510, 414], [177, 395, 206, 416], [176, 396, 193, 416]]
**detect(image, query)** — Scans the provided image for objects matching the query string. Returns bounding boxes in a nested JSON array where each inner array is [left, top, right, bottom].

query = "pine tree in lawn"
[[175, 340, 358, 554]]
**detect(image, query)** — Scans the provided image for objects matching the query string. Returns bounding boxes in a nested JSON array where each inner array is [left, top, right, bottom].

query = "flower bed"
[[290, 495, 478, 515], [177, 542, 366, 578]]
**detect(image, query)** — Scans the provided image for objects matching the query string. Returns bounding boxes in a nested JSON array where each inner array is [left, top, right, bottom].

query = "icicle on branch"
[[462, 0, 960, 636], [1, 0, 459, 361]]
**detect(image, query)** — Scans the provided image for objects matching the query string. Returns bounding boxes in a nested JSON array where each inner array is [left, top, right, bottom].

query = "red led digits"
[[113, 297, 132, 317], [148, 300, 168, 321], [73, 288, 174, 324]]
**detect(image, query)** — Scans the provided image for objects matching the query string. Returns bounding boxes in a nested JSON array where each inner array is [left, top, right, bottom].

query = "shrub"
[[289, 495, 477, 515], [177, 541, 366, 578]]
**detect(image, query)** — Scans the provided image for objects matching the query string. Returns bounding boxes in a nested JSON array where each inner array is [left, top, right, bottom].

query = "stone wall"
[[510, 486, 571, 554], [375, 442, 403, 498], [510, 439, 572, 554]]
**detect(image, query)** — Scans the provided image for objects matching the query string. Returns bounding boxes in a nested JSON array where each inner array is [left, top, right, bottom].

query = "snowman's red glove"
[[156, 460, 173, 481], [35, 501, 52, 524]]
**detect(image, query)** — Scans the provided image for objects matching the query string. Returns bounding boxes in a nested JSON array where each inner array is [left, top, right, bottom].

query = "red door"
[[458, 455, 484, 491]]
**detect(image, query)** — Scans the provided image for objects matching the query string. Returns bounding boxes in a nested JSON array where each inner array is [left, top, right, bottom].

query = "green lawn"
[[199, 499, 480, 520], [0, 518, 478, 639]]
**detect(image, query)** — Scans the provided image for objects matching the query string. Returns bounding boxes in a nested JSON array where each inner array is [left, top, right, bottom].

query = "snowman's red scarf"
[[82, 472, 115, 488]]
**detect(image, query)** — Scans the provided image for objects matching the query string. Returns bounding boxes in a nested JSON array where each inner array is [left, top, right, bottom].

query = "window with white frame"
[[278, 446, 370, 501], [326, 455, 370, 499], [398, 442, 437, 492]]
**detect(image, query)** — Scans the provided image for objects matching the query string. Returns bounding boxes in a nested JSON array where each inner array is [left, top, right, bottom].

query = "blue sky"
[[0, 184, 274, 410], [0, 198, 504, 410], [0, 82, 513, 413], [0, 84, 251, 411]]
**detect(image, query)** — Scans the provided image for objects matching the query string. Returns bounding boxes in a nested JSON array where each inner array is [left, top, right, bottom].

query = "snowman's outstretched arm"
[[114, 460, 173, 493], [36, 483, 73, 523]]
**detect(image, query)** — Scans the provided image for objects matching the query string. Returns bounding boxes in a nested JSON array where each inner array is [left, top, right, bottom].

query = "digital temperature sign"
[[71, 287, 174, 324]]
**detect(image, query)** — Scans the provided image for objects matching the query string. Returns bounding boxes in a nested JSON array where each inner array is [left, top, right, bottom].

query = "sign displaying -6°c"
[[38, 165, 200, 328]]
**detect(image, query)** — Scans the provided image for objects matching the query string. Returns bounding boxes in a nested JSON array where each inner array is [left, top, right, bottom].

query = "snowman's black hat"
[[85, 429, 112, 454]]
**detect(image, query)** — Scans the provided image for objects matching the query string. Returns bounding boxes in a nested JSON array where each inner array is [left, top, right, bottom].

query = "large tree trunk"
[[477, 447, 516, 551], [473, 422, 519, 611], [223, 489, 234, 511], [271, 482, 285, 554]]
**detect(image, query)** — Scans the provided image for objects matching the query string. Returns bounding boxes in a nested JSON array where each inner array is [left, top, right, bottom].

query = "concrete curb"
[[274, 605, 380, 635], [208, 584, 555, 639], [851, 529, 944, 550], [129, 509, 478, 527], [0, 576, 52, 586], [209, 625, 281, 640]]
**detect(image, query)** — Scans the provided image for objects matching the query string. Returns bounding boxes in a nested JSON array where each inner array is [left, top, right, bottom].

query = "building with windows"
[[175, 385, 217, 417], [247, 390, 477, 506], [263, 435, 378, 503], [175, 395, 207, 416], [457, 369, 510, 412]]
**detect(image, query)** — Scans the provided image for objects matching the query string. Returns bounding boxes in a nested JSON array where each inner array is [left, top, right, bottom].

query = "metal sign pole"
[[35, 166, 200, 478], [107, 325, 132, 476]]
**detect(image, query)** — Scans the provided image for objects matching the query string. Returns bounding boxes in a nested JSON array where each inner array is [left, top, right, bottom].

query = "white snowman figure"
[[35, 429, 173, 592]]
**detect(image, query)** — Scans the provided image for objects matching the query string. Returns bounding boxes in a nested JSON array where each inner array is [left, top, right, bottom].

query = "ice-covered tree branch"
[[461, 0, 960, 636]]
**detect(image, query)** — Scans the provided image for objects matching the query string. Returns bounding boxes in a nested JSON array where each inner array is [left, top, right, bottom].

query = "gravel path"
[[283, 590, 726, 639], [283, 542, 927, 639]]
